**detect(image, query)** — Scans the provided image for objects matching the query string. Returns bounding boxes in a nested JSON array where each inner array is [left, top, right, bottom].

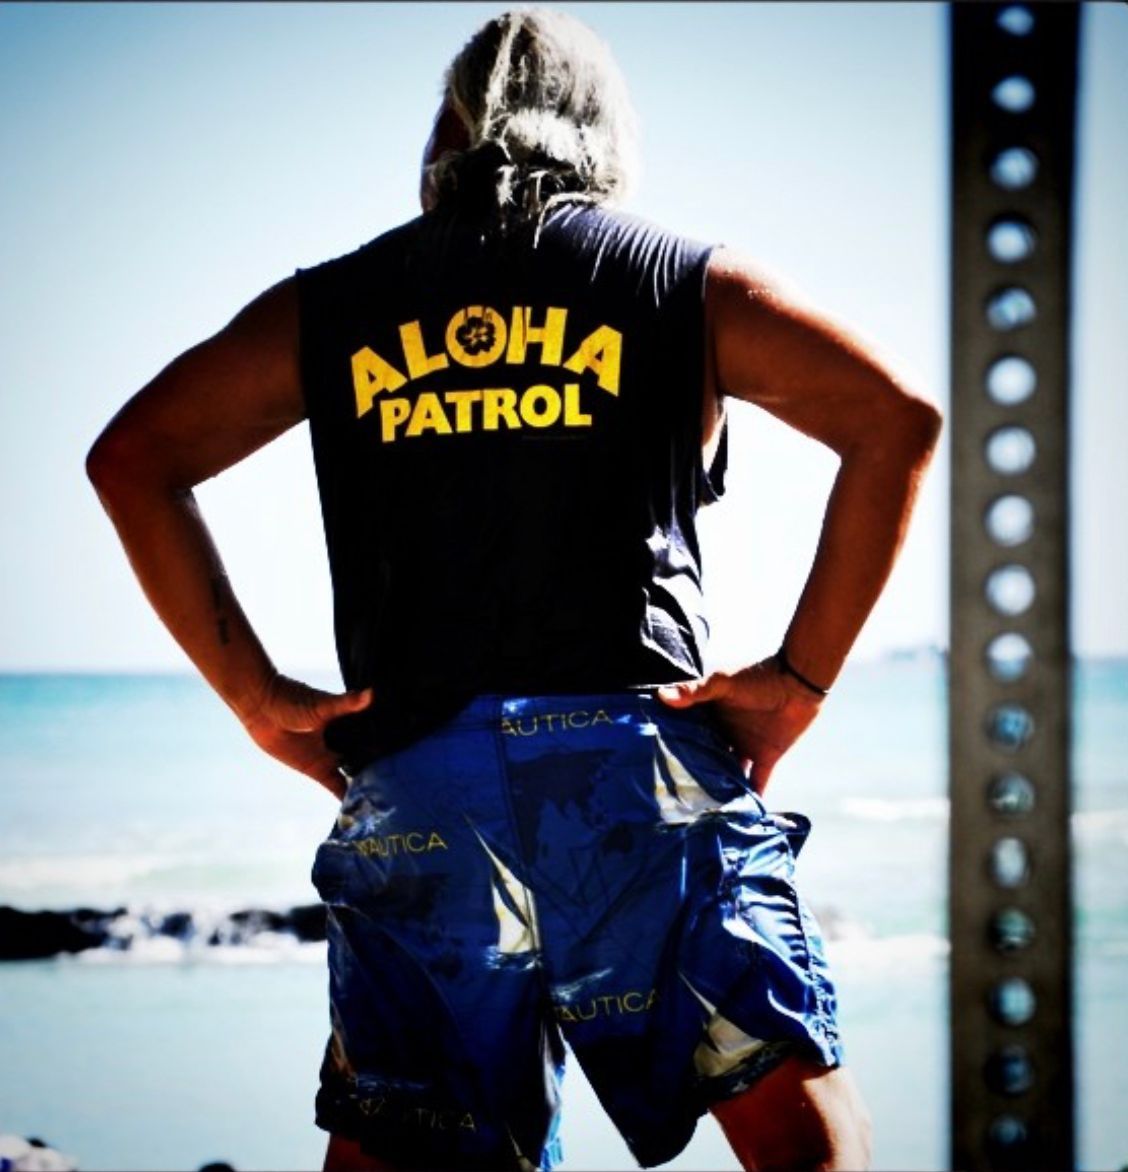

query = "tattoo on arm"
[[209, 573, 232, 646]]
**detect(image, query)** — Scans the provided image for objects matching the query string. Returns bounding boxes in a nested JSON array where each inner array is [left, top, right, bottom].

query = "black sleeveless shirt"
[[296, 203, 724, 765]]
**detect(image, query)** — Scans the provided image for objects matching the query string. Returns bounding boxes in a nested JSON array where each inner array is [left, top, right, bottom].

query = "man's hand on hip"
[[658, 659, 824, 795], [239, 675, 374, 800]]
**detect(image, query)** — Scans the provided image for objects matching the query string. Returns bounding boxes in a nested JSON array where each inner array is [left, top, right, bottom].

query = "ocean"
[[0, 661, 1124, 1171]]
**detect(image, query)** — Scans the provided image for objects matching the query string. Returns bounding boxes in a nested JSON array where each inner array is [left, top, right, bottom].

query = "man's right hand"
[[239, 674, 375, 800]]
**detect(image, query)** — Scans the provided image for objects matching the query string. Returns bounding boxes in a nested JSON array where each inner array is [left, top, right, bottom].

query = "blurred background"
[[0, 3, 1124, 1169]]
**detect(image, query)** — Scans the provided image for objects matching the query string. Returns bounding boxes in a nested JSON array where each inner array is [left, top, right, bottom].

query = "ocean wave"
[[0, 854, 172, 891], [838, 797, 1128, 845], [0, 848, 319, 913], [839, 797, 949, 823]]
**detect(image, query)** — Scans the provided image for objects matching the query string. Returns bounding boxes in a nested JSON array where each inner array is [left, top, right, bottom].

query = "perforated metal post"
[[949, 4, 1079, 1169]]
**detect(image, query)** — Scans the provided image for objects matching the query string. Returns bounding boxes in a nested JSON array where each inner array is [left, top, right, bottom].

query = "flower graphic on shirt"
[[454, 315, 497, 356]]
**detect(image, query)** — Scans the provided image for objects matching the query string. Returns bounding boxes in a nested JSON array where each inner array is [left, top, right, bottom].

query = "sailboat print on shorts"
[[470, 826, 542, 966], [652, 731, 721, 824], [681, 973, 794, 1089], [681, 973, 769, 1075]]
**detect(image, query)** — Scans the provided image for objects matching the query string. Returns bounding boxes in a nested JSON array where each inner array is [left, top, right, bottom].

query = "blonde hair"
[[427, 7, 640, 233]]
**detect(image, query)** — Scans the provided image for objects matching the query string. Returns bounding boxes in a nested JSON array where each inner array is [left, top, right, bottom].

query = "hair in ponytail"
[[426, 8, 640, 236]]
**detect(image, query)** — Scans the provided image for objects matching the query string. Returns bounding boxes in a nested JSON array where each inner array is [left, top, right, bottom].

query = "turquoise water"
[[0, 662, 1125, 1170]]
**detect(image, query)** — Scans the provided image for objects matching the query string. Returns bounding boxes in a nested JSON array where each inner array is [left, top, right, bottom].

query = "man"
[[87, 8, 940, 1170]]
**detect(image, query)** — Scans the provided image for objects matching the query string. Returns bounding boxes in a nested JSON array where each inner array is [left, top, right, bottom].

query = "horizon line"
[[3, 647, 1128, 676]]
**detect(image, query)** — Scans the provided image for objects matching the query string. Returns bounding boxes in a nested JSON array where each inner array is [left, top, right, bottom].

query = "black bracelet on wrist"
[[774, 645, 831, 698]]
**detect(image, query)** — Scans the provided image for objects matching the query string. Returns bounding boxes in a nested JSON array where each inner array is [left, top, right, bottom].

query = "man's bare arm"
[[86, 278, 370, 796], [662, 248, 943, 791], [711, 248, 942, 686]]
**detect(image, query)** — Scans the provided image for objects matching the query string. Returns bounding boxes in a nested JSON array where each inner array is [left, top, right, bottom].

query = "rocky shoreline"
[[0, 901, 866, 962], [0, 903, 328, 961]]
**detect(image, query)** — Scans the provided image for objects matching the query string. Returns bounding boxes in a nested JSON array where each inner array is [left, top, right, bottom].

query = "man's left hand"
[[657, 659, 824, 795]]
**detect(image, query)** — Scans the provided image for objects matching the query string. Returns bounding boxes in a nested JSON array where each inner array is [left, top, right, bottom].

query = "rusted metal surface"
[[948, 4, 1079, 1169]]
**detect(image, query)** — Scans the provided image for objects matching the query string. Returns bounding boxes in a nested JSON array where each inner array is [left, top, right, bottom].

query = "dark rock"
[[287, 903, 328, 942], [159, 911, 194, 939], [229, 908, 288, 937], [1, 900, 331, 960], [0, 906, 109, 960]]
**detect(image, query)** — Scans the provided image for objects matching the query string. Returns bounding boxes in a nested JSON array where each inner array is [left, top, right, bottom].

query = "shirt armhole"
[[695, 243, 728, 506]]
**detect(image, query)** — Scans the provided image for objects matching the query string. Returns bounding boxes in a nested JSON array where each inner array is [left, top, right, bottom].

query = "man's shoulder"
[[295, 204, 715, 297], [542, 202, 688, 245], [547, 203, 714, 260], [541, 203, 717, 301], [297, 213, 430, 283]]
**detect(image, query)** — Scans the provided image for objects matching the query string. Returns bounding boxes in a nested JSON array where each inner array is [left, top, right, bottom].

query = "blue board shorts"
[[311, 692, 843, 1170]]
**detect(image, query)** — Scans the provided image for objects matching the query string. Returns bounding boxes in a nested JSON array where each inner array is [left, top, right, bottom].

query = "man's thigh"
[[710, 1056, 873, 1172]]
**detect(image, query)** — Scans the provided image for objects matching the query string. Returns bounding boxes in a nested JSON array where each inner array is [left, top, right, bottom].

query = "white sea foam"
[[837, 798, 1128, 834], [810, 907, 874, 942], [839, 796, 949, 823], [72, 936, 327, 966], [826, 932, 949, 972], [1072, 807, 1128, 843]]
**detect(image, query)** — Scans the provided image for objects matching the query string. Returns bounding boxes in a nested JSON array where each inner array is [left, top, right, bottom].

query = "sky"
[[0, 1, 1124, 675]]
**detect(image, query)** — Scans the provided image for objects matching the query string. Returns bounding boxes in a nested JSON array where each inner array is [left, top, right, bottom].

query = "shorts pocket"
[[766, 810, 813, 861], [653, 722, 765, 815], [310, 838, 370, 906]]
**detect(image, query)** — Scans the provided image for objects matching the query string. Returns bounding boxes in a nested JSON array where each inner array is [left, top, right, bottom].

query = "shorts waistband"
[[434, 689, 714, 733], [327, 687, 723, 777]]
